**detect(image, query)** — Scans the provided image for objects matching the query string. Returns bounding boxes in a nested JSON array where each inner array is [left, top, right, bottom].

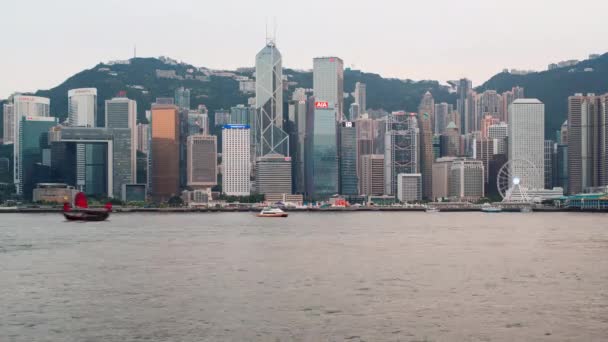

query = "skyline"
[[2, 0, 608, 100]]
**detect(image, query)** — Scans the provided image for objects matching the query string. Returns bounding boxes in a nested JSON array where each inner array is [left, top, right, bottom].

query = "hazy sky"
[[2, 0, 607, 99]]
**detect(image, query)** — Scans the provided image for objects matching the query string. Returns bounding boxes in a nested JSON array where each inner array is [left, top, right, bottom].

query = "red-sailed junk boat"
[[63, 192, 111, 222]]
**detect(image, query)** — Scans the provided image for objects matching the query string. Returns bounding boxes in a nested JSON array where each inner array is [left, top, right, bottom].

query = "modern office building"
[[214, 110, 231, 127], [2, 103, 14, 144], [418, 94, 434, 200], [313, 57, 344, 121], [474, 138, 496, 188], [509, 99, 545, 190], [501, 86, 525, 122], [307, 101, 339, 200], [448, 158, 485, 201], [12, 95, 51, 195], [150, 103, 180, 201], [339, 121, 358, 196], [186, 110, 207, 136], [384, 112, 419, 196], [480, 114, 500, 139], [174, 87, 191, 110], [105, 97, 137, 181], [255, 154, 292, 195], [567, 93, 608, 194], [397, 173, 422, 202], [439, 122, 461, 157], [354, 82, 366, 119], [16, 116, 57, 198], [456, 78, 472, 134], [137, 123, 149, 153], [544, 140, 555, 189], [187, 134, 217, 189], [360, 154, 384, 196], [68, 88, 97, 127], [355, 115, 380, 192], [222, 124, 250, 196], [229, 105, 255, 126], [56, 126, 133, 199], [434, 102, 451, 134], [432, 157, 457, 200], [488, 122, 508, 155], [255, 40, 289, 158], [288, 98, 309, 194], [555, 143, 569, 193]]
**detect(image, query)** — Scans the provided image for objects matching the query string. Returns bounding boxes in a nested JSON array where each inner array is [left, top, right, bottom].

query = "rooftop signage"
[[223, 124, 250, 129]]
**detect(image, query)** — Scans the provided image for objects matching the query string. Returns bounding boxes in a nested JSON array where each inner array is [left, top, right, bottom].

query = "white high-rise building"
[[2, 103, 14, 144], [488, 122, 508, 154], [313, 57, 344, 121], [137, 123, 149, 154], [508, 99, 545, 190], [222, 124, 250, 196], [354, 82, 366, 118], [105, 97, 137, 181], [12, 95, 50, 194], [397, 173, 422, 202], [68, 88, 97, 127]]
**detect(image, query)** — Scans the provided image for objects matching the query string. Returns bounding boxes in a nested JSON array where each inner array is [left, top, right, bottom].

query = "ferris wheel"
[[497, 159, 540, 202]]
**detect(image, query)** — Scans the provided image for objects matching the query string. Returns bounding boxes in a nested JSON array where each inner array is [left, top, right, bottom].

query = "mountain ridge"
[[2, 53, 607, 137]]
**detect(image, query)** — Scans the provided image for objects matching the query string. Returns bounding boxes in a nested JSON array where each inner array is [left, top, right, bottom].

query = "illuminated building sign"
[[315, 101, 329, 109]]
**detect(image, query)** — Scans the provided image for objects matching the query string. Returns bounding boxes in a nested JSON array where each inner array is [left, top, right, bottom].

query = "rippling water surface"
[[1, 212, 607, 341]]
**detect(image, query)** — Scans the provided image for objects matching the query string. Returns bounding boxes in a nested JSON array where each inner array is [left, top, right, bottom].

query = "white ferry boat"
[[257, 207, 288, 218]]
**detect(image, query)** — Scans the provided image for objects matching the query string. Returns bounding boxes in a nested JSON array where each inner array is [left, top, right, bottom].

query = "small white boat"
[[520, 207, 532, 213], [257, 207, 288, 218], [481, 204, 502, 213], [425, 207, 440, 213]]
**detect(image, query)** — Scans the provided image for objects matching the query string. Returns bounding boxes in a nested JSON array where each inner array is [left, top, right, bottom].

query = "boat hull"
[[63, 210, 110, 221], [257, 213, 288, 218]]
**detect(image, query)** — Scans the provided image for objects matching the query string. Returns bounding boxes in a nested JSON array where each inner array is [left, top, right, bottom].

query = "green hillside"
[[19, 57, 455, 125], [478, 53, 608, 137]]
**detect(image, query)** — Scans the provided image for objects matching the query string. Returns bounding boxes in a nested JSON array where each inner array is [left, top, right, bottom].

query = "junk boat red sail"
[[63, 192, 111, 221]]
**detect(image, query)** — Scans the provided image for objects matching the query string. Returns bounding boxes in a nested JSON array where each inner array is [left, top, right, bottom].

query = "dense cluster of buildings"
[[1, 42, 607, 206]]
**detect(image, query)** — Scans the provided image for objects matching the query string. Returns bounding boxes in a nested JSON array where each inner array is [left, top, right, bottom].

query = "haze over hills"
[[1, 52, 607, 137]]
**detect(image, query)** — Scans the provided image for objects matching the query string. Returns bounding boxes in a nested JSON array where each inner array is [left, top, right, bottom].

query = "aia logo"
[[315, 101, 329, 109]]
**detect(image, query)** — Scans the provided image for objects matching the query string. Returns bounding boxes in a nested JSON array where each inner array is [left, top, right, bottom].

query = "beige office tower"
[[432, 157, 457, 200], [360, 154, 384, 196], [187, 135, 217, 189], [418, 92, 434, 200], [449, 159, 485, 201]]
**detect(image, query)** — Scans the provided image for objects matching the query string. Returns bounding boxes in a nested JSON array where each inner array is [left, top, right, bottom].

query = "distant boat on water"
[[63, 192, 111, 222], [481, 203, 502, 213]]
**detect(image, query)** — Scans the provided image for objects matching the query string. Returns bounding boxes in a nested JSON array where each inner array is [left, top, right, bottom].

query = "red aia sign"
[[315, 101, 329, 109]]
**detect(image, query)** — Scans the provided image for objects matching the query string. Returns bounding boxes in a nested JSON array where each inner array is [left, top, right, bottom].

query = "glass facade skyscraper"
[[13, 95, 51, 195], [308, 102, 338, 200], [339, 121, 358, 196], [18, 116, 57, 199], [384, 112, 419, 196]]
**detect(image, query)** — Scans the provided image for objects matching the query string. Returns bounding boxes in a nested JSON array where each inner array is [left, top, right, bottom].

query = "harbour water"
[[1, 212, 607, 341]]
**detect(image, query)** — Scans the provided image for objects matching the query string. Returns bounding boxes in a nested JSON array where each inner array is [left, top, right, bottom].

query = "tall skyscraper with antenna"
[[254, 36, 291, 195]]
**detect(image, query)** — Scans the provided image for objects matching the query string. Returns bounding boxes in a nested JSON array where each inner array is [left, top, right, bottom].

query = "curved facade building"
[[68, 88, 97, 127]]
